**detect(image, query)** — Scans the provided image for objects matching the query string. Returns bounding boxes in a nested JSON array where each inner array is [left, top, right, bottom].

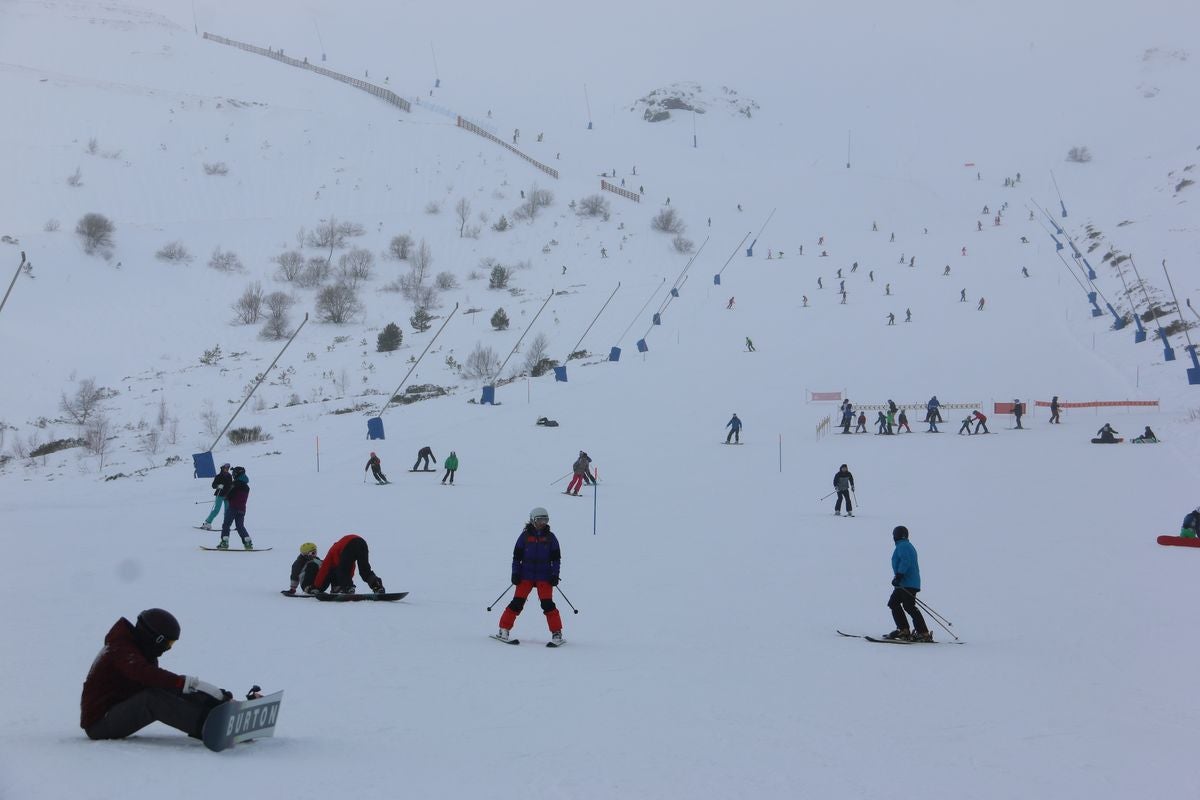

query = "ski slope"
[[1, 1, 1198, 798]]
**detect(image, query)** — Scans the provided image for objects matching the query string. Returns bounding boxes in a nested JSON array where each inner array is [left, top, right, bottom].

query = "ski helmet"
[[529, 507, 550, 523], [299, 542, 318, 555], [892, 525, 910, 541], [135, 608, 180, 652], [220, 463, 231, 470]]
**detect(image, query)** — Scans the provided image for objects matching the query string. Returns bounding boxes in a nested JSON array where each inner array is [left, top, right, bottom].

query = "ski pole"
[[851, 488, 860, 510], [904, 589, 958, 640], [555, 584, 579, 614], [818, 490, 837, 501], [486, 585, 513, 611], [548, 471, 572, 486], [912, 593, 953, 628]]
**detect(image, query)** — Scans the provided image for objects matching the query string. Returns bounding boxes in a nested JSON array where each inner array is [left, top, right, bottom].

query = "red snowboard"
[[1157, 535, 1200, 548]]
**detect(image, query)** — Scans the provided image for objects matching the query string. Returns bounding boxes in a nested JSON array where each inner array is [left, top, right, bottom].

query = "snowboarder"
[[81, 609, 230, 741], [441, 451, 459, 484], [884, 526, 931, 641], [855, 412, 867, 434], [1013, 399, 1024, 429], [745, 337, 756, 352], [412, 446, 437, 471], [310, 534, 386, 595], [1092, 423, 1119, 444], [833, 464, 855, 517], [218, 467, 252, 550], [495, 507, 564, 645], [973, 410, 989, 434], [1180, 507, 1200, 538], [897, 409, 911, 433], [1131, 427, 1157, 444], [1049, 396, 1061, 424], [283, 542, 322, 594], [565, 451, 591, 495], [725, 413, 742, 444], [365, 452, 388, 484], [958, 415, 973, 435], [199, 463, 233, 530]]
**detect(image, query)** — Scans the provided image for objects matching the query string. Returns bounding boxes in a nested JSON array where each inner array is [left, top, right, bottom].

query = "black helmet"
[[892, 525, 910, 541], [135, 608, 180, 654]]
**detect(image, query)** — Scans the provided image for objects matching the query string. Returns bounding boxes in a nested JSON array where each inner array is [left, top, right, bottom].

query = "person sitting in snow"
[[1180, 507, 1200, 539], [1092, 423, 1120, 444], [283, 542, 322, 594], [1131, 426, 1157, 443]]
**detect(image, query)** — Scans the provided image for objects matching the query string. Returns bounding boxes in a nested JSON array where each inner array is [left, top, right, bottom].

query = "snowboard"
[[201, 689, 283, 753], [1090, 438, 1124, 444], [312, 591, 408, 602], [199, 546, 273, 552], [408, 469, 436, 472], [721, 441, 743, 445], [1157, 535, 1200, 548]]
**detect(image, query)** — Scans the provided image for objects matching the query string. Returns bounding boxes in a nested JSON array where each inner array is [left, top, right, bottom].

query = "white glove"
[[183, 675, 226, 701]]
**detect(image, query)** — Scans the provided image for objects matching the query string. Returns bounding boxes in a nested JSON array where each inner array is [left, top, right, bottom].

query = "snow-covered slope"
[[1, 1, 1199, 798]]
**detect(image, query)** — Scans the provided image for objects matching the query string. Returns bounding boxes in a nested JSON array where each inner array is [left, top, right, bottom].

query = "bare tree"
[[337, 248, 374, 289], [577, 194, 611, 220], [434, 271, 459, 290], [651, 208, 686, 234], [60, 377, 104, 425], [388, 234, 413, 260], [297, 257, 331, 288], [522, 332, 552, 374], [412, 239, 433, 283], [76, 213, 115, 254], [232, 281, 265, 324], [306, 216, 365, 250], [155, 241, 192, 262], [83, 412, 112, 469], [208, 247, 244, 272], [274, 250, 305, 281], [464, 343, 500, 379], [199, 401, 221, 439], [455, 197, 473, 237], [315, 282, 362, 324]]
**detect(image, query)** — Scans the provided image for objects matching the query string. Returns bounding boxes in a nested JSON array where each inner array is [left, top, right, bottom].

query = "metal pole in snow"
[[592, 468, 598, 535], [316, 436, 320, 473]]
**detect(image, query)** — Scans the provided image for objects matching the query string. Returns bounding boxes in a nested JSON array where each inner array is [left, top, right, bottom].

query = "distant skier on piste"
[[972, 410, 989, 434], [833, 464, 855, 517], [309, 534, 385, 595], [365, 452, 388, 484], [282, 542, 322, 594], [81, 608, 231, 741], [725, 413, 742, 444], [494, 507, 564, 646], [1012, 399, 1024, 429], [884, 526, 932, 642], [413, 446, 437, 471], [441, 451, 459, 484], [218, 467, 252, 550], [199, 462, 233, 530]]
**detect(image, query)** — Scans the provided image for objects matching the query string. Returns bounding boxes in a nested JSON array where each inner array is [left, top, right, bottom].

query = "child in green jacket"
[[441, 451, 459, 484]]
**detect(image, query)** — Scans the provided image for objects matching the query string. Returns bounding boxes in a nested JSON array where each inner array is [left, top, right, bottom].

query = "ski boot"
[[367, 577, 386, 594], [242, 538, 254, 550], [495, 628, 511, 642], [882, 629, 911, 641], [911, 630, 934, 643], [216, 538, 230, 550], [199, 522, 213, 530]]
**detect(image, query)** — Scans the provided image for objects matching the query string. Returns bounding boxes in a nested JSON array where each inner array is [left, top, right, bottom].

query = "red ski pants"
[[499, 580, 563, 632], [566, 474, 583, 494]]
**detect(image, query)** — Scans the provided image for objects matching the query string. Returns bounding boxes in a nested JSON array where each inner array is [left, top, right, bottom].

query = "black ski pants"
[[888, 587, 928, 634], [331, 537, 379, 590], [371, 466, 388, 483], [726, 429, 740, 443], [441, 468, 455, 484], [835, 489, 852, 513], [221, 507, 249, 541], [86, 688, 220, 740]]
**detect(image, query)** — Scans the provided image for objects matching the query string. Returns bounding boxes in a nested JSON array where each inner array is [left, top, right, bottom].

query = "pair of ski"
[[490, 633, 566, 648], [837, 630, 963, 645]]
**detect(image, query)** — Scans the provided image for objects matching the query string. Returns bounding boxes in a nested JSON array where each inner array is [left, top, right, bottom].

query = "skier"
[[960, 288, 967, 302], [885, 406, 896, 434], [1013, 399, 1024, 429], [885, 283, 891, 296], [578, 451, 596, 485], [1049, 396, 1061, 424], [855, 412, 867, 434], [890, 232, 895, 242], [961, 247, 967, 256], [199, 463, 233, 530], [840, 400, 854, 434], [441, 451, 459, 484], [977, 297, 986, 311], [884, 526, 931, 641], [745, 336, 756, 352], [727, 297, 735, 309], [310, 534, 386, 595], [412, 446, 437, 471], [840, 291, 847, 305], [1131, 427, 1157, 444], [869, 270, 875, 282], [833, 464, 855, 517], [977, 221, 983, 232], [1021, 266, 1030, 278], [802, 295, 809, 307], [958, 415, 973, 435], [972, 410, 989, 434], [1180, 507, 1200, 538], [817, 277, 823, 289], [283, 542, 322, 594], [1092, 423, 1120, 444], [943, 265, 951, 276], [218, 466, 252, 550], [887, 312, 895, 326], [926, 412, 939, 433], [365, 451, 388, 484], [905, 308, 912, 323], [81, 609, 230, 741], [897, 408, 911, 433], [565, 451, 590, 495], [852, 261, 859, 272], [725, 413, 742, 444], [495, 507, 564, 645], [875, 411, 888, 434], [926, 395, 942, 423]]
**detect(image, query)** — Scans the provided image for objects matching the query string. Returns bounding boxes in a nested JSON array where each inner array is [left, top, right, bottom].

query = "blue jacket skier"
[[725, 413, 742, 444], [885, 526, 931, 641]]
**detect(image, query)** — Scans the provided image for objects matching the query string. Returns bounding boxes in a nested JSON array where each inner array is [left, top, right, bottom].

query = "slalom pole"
[[593, 468, 598, 536], [555, 585, 579, 614], [486, 585, 513, 611]]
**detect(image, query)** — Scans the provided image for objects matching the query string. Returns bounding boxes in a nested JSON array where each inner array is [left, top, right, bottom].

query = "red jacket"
[[80, 618, 184, 730], [313, 535, 363, 589]]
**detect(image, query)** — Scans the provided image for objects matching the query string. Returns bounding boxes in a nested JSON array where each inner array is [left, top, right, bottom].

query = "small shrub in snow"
[[492, 214, 510, 232], [306, 217, 365, 249], [297, 257, 331, 288], [232, 281, 265, 324], [410, 308, 433, 333], [203, 161, 230, 176], [377, 322, 403, 352], [488, 264, 512, 289], [651, 207, 686, 234], [1066, 146, 1092, 163], [43, 219, 60, 232], [434, 271, 459, 290], [337, 248, 374, 288], [227, 426, 270, 445], [155, 241, 192, 262], [388, 234, 413, 260], [491, 308, 510, 330], [672, 235, 694, 254], [315, 282, 362, 324], [66, 168, 83, 188], [274, 250, 305, 281], [76, 213, 115, 254], [208, 247, 243, 273], [424, 200, 441, 214], [464, 343, 500, 379], [577, 194, 611, 220]]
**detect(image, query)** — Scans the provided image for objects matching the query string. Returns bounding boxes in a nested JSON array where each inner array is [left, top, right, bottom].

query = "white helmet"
[[529, 507, 549, 522]]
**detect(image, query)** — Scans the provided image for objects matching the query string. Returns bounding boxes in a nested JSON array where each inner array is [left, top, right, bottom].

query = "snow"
[[1, 0, 1199, 797]]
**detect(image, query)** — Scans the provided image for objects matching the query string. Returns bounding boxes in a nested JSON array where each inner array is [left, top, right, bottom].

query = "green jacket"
[[445, 453, 459, 470]]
